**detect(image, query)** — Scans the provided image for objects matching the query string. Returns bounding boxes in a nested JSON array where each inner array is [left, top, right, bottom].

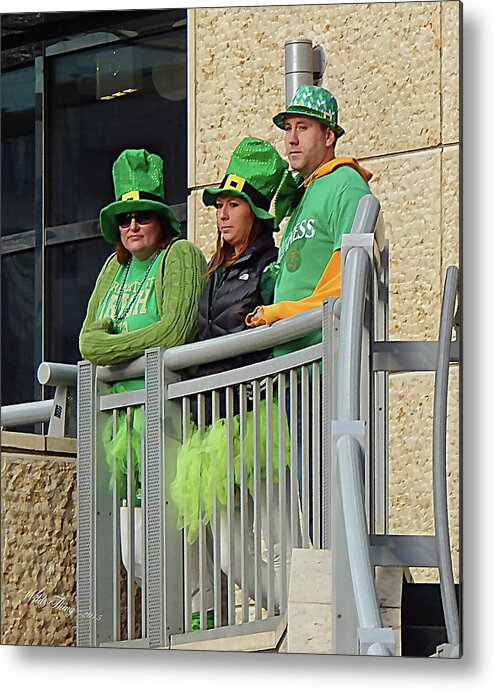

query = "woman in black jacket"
[[196, 137, 285, 375], [172, 138, 292, 618]]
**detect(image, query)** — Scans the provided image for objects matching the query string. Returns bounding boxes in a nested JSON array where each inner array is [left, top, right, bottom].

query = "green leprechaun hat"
[[273, 84, 345, 138], [99, 149, 180, 243], [203, 137, 288, 229]]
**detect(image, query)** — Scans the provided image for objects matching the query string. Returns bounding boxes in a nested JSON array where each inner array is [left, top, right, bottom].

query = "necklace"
[[109, 250, 162, 333]]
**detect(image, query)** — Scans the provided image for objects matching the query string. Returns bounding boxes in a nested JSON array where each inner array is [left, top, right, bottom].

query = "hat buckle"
[[224, 174, 246, 193]]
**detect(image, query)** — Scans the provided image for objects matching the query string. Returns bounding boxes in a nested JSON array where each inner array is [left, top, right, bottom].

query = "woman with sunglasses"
[[79, 148, 211, 620], [80, 148, 206, 364]]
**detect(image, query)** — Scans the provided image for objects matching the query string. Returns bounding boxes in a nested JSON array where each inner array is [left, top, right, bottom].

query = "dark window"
[[45, 237, 114, 366], [1, 12, 188, 413], [1, 250, 36, 405], [1, 65, 36, 235], [47, 29, 187, 227]]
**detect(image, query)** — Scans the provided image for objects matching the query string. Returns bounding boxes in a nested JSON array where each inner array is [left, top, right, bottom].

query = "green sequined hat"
[[99, 149, 180, 243], [273, 84, 345, 138], [203, 137, 288, 229]]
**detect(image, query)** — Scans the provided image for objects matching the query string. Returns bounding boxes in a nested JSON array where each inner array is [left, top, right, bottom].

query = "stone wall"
[[1, 432, 77, 645], [188, 1, 460, 582]]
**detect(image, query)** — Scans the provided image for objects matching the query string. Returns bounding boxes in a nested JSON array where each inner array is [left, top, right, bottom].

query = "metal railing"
[[8, 192, 456, 655], [432, 265, 460, 657], [75, 193, 390, 650], [1, 362, 77, 437], [76, 304, 338, 647], [330, 207, 395, 655]]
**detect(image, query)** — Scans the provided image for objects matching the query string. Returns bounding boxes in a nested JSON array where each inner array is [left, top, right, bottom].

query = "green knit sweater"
[[79, 239, 207, 366]]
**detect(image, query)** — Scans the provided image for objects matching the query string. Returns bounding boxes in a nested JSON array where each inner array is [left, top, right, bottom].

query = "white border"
[[1, 0, 491, 685]]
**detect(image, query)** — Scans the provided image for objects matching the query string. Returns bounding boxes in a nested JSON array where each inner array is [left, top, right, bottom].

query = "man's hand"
[[245, 307, 266, 327]]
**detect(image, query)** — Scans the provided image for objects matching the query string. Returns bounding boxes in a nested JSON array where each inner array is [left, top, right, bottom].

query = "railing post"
[[371, 238, 389, 535], [76, 360, 94, 646], [76, 360, 115, 646], [433, 266, 460, 651], [38, 360, 78, 438], [321, 296, 339, 549], [330, 195, 395, 656], [145, 347, 184, 647]]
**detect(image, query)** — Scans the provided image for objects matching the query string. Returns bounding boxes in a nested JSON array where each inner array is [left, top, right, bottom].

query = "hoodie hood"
[[304, 157, 373, 187]]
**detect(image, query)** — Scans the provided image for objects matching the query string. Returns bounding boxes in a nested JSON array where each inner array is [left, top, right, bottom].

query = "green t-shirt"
[[273, 165, 370, 356], [97, 251, 162, 391]]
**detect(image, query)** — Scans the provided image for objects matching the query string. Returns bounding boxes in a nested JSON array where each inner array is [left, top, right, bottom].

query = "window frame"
[[1, 10, 188, 408]]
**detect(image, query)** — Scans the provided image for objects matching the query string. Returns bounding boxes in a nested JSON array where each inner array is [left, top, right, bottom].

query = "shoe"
[[191, 609, 214, 631]]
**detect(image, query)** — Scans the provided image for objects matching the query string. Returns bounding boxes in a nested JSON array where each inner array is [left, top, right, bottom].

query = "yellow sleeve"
[[246, 250, 341, 327]]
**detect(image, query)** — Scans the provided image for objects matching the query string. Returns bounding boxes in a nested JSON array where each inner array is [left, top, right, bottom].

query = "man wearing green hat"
[[246, 84, 373, 356], [246, 85, 374, 540]]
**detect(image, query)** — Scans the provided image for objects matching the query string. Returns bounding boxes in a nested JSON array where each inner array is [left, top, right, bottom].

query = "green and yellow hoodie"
[[247, 157, 372, 355]]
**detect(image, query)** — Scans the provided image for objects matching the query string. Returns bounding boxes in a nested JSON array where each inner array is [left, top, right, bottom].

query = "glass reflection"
[[1, 65, 36, 236], [45, 237, 114, 366], [48, 28, 187, 227], [1, 250, 36, 405]]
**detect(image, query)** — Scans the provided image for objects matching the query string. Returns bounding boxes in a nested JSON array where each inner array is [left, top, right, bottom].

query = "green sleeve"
[[79, 241, 207, 365], [259, 266, 276, 305], [331, 170, 370, 252]]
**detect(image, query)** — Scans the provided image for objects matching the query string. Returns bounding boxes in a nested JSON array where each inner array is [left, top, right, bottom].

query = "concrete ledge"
[[170, 614, 286, 652], [287, 548, 332, 654], [375, 565, 405, 656], [1, 430, 76, 456]]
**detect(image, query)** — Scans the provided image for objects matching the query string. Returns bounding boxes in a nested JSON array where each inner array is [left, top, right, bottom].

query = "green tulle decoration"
[[170, 398, 290, 544], [102, 407, 142, 501]]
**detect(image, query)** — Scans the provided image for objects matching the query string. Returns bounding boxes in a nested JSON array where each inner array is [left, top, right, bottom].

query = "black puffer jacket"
[[196, 232, 278, 378]]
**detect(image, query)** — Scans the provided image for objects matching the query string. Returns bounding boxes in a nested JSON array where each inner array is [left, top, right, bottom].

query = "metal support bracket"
[[47, 385, 69, 437], [341, 232, 375, 267], [358, 626, 396, 656], [331, 420, 366, 453], [434, 642, 460, 659]]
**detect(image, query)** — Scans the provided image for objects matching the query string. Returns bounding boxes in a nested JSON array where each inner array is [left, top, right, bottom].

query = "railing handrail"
[[333, 202, 395, 654], [37, 361, 78, 387], [92, 194, 380, 384], [433, 265, 460, 647], [1, 399, 54, 427], [1, 363, 78, 430], [336, 434, 381, 629], [163, 305, 325, 372], [94, 306, 325, 383]]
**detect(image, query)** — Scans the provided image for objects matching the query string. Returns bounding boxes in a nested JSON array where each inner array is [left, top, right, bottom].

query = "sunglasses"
[[117, 211, 154, 228]]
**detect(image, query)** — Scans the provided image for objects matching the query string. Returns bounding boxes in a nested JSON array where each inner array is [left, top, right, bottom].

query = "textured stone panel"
[[366, 149, 443, 341], [287, 549, 332, 653], [287, 601, 332, 654], [287, 548, 331, 604], [441, 1, 461, 144], [191, 2, 442, 187], [189, 188, 219, 258], [1, 453, 77, 646], [388, 369, 460, 583], [441, 145, 460, 285]]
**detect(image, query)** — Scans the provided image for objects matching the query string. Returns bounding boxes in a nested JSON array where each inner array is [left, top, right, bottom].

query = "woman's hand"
[[85, 317, 114, 334]]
